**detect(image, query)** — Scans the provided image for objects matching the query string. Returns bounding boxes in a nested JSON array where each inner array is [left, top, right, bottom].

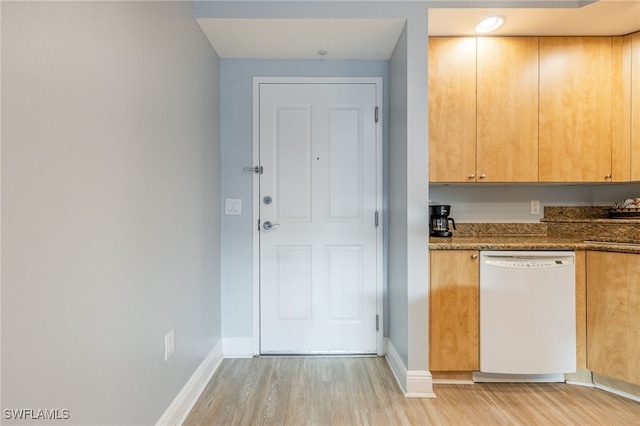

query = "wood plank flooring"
[[183, 357, 640, 426]]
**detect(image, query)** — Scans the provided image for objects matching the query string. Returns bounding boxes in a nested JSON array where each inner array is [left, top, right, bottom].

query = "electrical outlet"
[[164, 329, 175, 361], [531, 200, 541, 215]]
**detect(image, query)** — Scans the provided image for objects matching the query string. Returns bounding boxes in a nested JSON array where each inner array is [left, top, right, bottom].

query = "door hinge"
[[376, 314, 379, 332], [257, 219, 261, 231], [375, 210, 379, 227], [375, 106, 379, 123]]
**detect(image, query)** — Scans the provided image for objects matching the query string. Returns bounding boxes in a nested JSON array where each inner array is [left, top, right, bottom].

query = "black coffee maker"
[[429, 204, 457, 237]]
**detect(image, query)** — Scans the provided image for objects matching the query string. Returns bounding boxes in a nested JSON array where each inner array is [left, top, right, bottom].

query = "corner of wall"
[[385, 338, 435, 398]]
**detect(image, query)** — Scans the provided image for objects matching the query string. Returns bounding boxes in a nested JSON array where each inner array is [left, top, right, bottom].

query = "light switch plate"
[[225, 199, 242, 215], [165, 329, 175, 361]]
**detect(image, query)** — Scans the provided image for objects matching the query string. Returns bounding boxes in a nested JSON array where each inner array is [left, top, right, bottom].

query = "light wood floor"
[[184, 357, 640, 426]]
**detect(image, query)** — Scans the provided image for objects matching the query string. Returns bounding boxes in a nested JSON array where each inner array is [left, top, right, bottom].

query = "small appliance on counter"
[[429, 204, 457, 237]]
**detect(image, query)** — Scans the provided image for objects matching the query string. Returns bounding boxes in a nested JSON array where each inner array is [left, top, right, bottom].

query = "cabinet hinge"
[[375, 210, 379, 227], [376, 314, 379, 332], [375, 106, 379, 123]]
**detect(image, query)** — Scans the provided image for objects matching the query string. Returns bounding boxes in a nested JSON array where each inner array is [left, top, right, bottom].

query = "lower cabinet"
[[574, 250, 587, 371], [429, 249, 584, 375], [429, 250, 479, 371], [587, 251, 640, 386]]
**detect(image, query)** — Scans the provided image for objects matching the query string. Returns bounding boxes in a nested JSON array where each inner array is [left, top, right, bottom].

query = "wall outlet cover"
[[531, 200, 541, 215], [165, 329, 175, 361]]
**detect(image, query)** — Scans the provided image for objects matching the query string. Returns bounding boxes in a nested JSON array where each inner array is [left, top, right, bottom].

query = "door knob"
[[263, 221, 280, 231]]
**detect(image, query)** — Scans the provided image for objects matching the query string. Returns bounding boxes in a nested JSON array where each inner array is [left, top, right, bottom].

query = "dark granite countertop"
[[428, 207, 640, 254], [429, 235, 640, 254]]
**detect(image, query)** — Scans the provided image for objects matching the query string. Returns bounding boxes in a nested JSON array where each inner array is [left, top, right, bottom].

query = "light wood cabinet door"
[[631, 33, 640, 180], [477, 37, 539, 182], [586, 251, 640, 386], [428, 37, 477, 182], [539, 37, 613, 182], [611, 35, 632, 182], [429, 250, 479, 371]]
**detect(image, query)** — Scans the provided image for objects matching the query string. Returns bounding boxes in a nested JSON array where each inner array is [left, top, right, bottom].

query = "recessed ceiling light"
[[475, 15, 505, 33]]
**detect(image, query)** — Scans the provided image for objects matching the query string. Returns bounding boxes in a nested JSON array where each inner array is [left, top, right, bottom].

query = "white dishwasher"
[[474, 251, 576, 383]]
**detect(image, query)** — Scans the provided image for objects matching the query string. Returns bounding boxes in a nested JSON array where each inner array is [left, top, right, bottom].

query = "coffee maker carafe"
[[429, 204, 457, 237]]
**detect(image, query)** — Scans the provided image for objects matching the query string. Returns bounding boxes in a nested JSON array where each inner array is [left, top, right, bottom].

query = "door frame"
[[251, 76, 384, 356]]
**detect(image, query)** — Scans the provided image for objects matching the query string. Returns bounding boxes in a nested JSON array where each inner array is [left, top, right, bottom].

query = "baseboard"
[[384, 339, 436, 398], [156, 340, 223, 426], [592, 372, 640, 402], [384, 338, 408, 393], [222, 337, 254, 358], [564, 368, 593, 384], [594, 382, 640, 403]]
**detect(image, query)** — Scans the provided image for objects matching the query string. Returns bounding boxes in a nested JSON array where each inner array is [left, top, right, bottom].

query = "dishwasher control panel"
[[484, 255, 574, 270]]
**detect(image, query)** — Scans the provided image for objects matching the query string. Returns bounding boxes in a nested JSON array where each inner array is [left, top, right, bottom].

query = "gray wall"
[[388, 24, 410, 365], [387, 11, 430, 373], [404, 11, 430, 373], [431, 183, 640, 223], [220, 59, 390, 339], [1, 2, 222, 425]]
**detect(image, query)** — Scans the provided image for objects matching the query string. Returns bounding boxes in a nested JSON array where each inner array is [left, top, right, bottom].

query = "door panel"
[[275, 106, 312, 221], [328, 107, 362, 220], [259, 83, 378, 354], [326, 246, 362, 321], [275, 246, 312, 320]]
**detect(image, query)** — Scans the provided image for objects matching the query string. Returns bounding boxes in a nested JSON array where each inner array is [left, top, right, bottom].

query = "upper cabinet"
[[477, 37, 539, 182], [428, 37, 538, 183], [611, 35, 632, 182], [428, 37, 477, 182], [631, 33, 640, 180], [539, 37, 614, 182], [429, 33, 639, 184]]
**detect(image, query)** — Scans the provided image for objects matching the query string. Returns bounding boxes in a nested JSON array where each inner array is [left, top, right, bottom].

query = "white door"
[[259, 82, 380, 354]]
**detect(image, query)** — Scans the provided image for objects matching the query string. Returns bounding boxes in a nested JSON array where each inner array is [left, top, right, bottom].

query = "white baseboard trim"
[[566, 380, 595, 388], [222, 337, 254, 358], [384, 338, 436, 398], [156, 340, 223, 426], [432, 379, 474, 385], [594, 382, 640, 403], [384, 338, 408, 393]]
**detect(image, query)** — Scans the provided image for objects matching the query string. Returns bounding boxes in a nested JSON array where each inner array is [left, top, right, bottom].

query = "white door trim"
[[251, 76, 384, 356]]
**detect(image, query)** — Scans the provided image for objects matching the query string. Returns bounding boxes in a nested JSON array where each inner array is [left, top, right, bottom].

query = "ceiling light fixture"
[[475, 15, 505, 33]]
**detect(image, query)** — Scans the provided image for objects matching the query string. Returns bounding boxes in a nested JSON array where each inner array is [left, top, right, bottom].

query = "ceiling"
[[198, 0, 640, 60], [197, 19, 407, 60], [429, 0, 640, 37]]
